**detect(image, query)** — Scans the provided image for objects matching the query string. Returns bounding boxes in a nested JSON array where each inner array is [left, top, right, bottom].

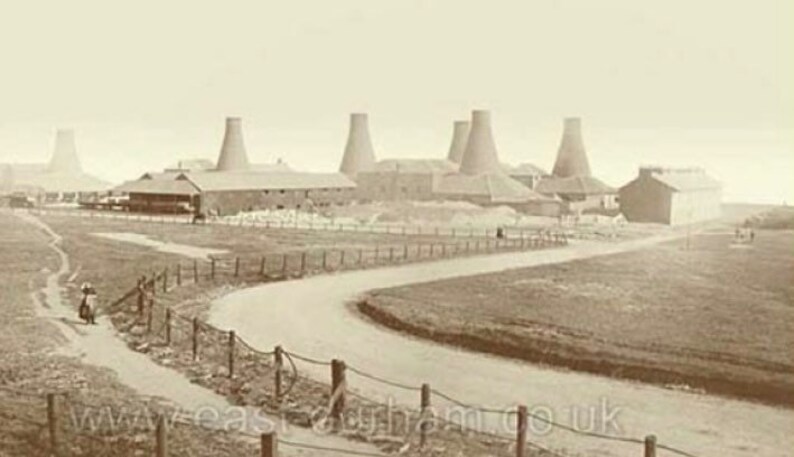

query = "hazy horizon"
[[1, 0, 791, 204]]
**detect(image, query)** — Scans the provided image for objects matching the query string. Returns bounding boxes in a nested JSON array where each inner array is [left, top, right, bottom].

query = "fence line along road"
[[98, 263, 706, 457], [20, 206, 570, 241]]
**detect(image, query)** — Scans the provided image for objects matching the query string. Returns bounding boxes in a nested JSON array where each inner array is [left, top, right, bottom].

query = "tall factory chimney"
[[47, 129, 83, 174], [216, 117, 250, 171], [459, 110, 502, 175], [339, 113, 376, 178], [551, 117, 591, 178], [446, 120, 470, 165]]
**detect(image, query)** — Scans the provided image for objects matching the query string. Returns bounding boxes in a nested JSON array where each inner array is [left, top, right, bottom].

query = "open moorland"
[[360, 227, 794, 407]]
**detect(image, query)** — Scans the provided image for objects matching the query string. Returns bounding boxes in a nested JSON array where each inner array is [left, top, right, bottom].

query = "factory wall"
[[355, 172, 436, 202], [200, 187, 356, 216], [619, 179, 672, 223], [669, 189, 722, 225]]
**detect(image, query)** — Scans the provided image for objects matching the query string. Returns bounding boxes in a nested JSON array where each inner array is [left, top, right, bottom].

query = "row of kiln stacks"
[[1, 110, 722, 225]]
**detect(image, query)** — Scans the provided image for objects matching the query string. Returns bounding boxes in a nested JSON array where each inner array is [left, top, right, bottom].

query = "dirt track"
[[208, 233, 794, 457], [21, 213, 380, 456]]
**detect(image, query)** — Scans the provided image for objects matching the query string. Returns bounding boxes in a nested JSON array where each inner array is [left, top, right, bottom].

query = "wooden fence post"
[[162, 268, 168, 293], [340, 250, 346, 267], [261, 432, 277, 457], [516, 405, 528, 457], [193, 260, 199, 283], [375, 246, 379, 263], [234, 257, 240, 277], [147, 299, 154, 333], [274, 346, 283, 402], [442, 243, 447, 257], [322, 251, 328, 270], [47, 393, 59, 456], [420, 383, 431, 448], [176, 263, 182, 286], [165, 308, 172, 345], [330, 359, 347, 420], [281, 254, 288, 275], [260, 256, 266, 276], [389, 247, 394, 262], [403, 244, 408, 260], [300, 252, 307, 274], [358, 249, 363, 265], [430, 244, 434, 257], [644, 435, 657, 457], [155, 414, 168, 457], [211, 258, 216, 280], [192, 317, 199, 361], [228, 330, 236, 378]]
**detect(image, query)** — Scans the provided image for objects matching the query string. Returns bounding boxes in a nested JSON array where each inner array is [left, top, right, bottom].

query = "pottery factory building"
[[534, 118, 618, 214], [619, 166, 722, 225], [114, 118, 356, 215], [345, 111, 561, 215], [1, 129, 109, 202]]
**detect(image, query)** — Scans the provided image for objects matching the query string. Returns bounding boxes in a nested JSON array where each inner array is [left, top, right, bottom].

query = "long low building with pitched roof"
[[113, 117, 356, 215]]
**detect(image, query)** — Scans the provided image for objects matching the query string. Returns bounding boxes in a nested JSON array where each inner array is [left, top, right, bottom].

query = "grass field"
[[360, 228, 794, 407], [0, 211, 255, 456]]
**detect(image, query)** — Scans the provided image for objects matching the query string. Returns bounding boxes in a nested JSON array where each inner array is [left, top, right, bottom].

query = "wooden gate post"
[[281, 254, 288, 275], [193, 260, 199, 283], [192, 317, 199, 361], [300, 252, 307, 274], [322, 250, 328, 270], [228, 330, 236, 378], [261, 432, 278, 457], [210, 258, 216, 280], [155, 414, 168, 457], [516, 405, 528, 457], [234, 257, 240, 277], [147, 299, 154, 333], [644, 435, 657, 457], [420, 383, 431, 448], [165, 308, 172, 345], [274, 346, 283, 402], [330, 359, 347, 420], [162, 268, 168, 293], [340, 250, 346, 267], [260, 256, 266, 276], [47, 393, 59, 456], [176, 263, 182, 286]]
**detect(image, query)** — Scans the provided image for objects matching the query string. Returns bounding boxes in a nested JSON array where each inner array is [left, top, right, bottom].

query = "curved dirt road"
[[209, 234, 794, 457]]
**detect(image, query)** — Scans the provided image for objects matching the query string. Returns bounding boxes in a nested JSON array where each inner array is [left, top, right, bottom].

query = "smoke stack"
[[446, 120, 471, 164], [47, 129, 83, 174], [216, 117, 250, 171], [339, 113, 376, 177], [459, 110, 502, 175], [551, 117, 591, 178]]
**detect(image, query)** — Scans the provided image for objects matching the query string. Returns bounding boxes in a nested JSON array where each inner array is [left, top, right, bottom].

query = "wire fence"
[[71, 263, 709, 457], [21, 206, 573, 241]]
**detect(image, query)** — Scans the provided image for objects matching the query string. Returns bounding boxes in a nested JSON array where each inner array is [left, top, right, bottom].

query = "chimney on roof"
[[551, 117, 591, 178], [47, 129, 83, 174], [339, 113, 376, 178], [446, 120, 471, 165], [459, 110, 502, 175], [216, 117, 250, 171]]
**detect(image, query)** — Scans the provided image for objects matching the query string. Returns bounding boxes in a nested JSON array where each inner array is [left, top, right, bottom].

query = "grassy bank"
[[360, 229, 794, 407], [0, 211, 255, 456]]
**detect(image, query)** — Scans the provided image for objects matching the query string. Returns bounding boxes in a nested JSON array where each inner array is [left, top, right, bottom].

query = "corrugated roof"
[[114, 178, 200, 195], [536, 175, 615, 196], [370, 159, 458, 174], [651, 171, 721, 191], [183, 171, 356, 191], [434, 173, 553, 204]]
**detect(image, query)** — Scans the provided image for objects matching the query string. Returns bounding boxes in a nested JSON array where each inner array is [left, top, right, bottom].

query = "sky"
[[0, 0, 791, 203]]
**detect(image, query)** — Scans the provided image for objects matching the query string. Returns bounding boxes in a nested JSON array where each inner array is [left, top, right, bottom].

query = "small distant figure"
[[79, 282, 97, 325], [192, 212, 206, 224], [496, 227, 505, 239], [750, 229, 756, 243]]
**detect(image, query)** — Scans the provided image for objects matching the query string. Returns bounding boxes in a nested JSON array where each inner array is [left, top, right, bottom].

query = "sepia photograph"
[[0, 1, 791, 456]]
